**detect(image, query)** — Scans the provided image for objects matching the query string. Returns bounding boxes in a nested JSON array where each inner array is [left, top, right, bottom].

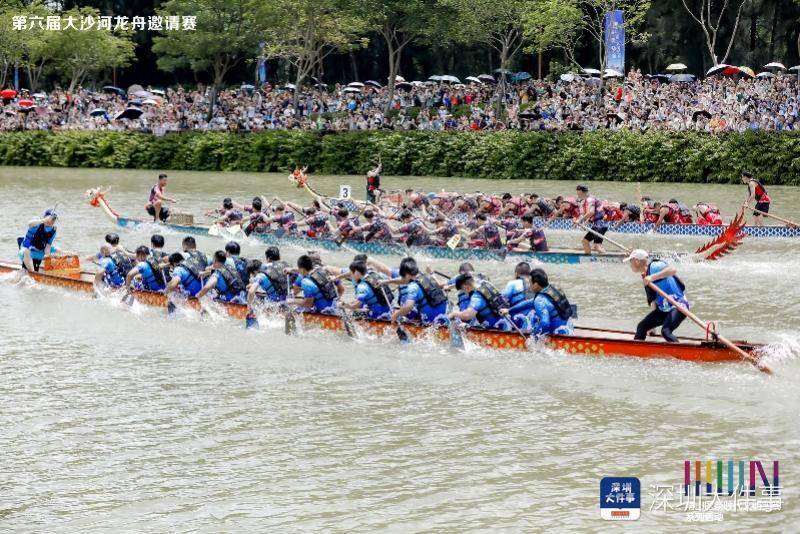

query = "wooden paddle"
[[447, 301, 465, 350], [746, 204, 799, 228], [382, 284, 410, 343], [573, 221, 632, 253], [644, 280, 772, 374]]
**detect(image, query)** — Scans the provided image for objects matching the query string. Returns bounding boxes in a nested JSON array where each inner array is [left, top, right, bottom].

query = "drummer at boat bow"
[[19, 209, 58, 272], [624, 249, 688, 342], [145, 174, 177, 222]]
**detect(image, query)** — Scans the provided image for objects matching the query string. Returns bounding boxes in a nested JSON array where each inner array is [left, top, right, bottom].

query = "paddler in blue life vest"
[[19, 208, 59, 271], [624, 249, 688, 342], [448, 274, 511, 330], [340, 260, 394, 319], [93, 244, 128, 288], [390, 257, 449, 324], [165, 252, 204, 297], [224, 241, 250, 286], [125, 245, 167, 292], [145, 174, 178, 222], [196, 250, 246, 303], [501, 269, 574, 335], [285, 254, 340, 313]]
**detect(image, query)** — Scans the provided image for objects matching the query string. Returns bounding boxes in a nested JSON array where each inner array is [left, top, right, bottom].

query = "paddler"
[[209, 197, 244, 226], [19, 208, 58, 272], [501, 268, 574, 336], [341, 260, 394, 319], [196, 250, 246, 303], [145, 174, 177, 222], [366, 162, 382, 204], [694, 202, 723, 225], [506, 214, 548, 252], [246, 247, 291, 308], [741, 170, 771, 227], [395, 210, 431, 246], [575, 184, 607, 254], [623, 249, 688, 342], [242, 197, 271, 236], [467, 212, 502, 249], [165, 252, 203, 297], [181, 236, 209, 272], [285, 254, 340, 313], [448, 274, 511, 330], [125, 245, 167, 292], [390, 257, 449, 324], [224, 241, 250, 285], [93, 243, 128, 288]]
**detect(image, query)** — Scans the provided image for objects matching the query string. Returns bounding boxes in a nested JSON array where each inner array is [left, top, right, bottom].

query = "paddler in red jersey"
[[694, 202, 723, 225], [741, 170, 771, 227], [552, 196, 580, 220], [574, 184, 608, 254], [145, 174, 177, 222]]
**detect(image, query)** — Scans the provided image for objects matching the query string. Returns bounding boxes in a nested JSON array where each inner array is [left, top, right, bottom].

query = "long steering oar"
[[644, 280, 772, 375], [746, 205, 799, 228], [573, 221, 632, 253]]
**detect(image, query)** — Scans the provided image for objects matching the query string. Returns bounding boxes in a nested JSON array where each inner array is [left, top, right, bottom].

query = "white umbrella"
[[428, 75, 443, 81], [32, 92, 47, 99], [560, 73, 577, 82], [665, 63, 688, 71], [364, 80, 382, 88], [603, 68, 624, 78], [150, 89, 166, 96], [284, 83, 296, 90], [141, 98, 159, 105], [394, 75, 406, 83], [347, 81, 365, 88], [410, 81, 425, 87], [756, 72, 776, 79], [706, 64, 733, 76], [440, 75, 461, 84], [789, 66, 800, 72], [478, 74, 496, 83], [763, 62, 786, 70], [342, 87, 361, 93], [582, 68, 602, 76], [465, 76, 482, 84]]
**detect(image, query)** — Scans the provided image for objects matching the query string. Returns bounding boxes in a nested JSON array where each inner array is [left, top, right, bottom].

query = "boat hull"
[[0, 261, 762, 365]]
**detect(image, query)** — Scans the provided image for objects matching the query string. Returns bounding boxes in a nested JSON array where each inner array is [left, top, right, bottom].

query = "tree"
[[153, 0, 264, 118], [263, 0, 368, 116], [522, 0, 584, 78], [364, 0, 452, 113], [48, 7, 136, 92], [0, 2, 27, 88], [680, 0, 749, 65]]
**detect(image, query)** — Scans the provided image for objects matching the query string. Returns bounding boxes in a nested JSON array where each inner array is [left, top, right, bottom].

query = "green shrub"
[[0, 130, 797, 185]]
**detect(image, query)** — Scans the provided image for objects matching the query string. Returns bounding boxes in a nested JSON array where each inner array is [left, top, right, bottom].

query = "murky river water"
[[1, 167, 798, 531]]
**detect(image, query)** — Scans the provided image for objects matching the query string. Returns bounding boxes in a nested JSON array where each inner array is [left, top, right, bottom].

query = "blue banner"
[[604, 10, 625, 74]]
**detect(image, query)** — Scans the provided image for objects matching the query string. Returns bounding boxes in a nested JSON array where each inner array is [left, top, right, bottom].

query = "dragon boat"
[[87, 190, 739, 264], [0, 261, 769, 366]]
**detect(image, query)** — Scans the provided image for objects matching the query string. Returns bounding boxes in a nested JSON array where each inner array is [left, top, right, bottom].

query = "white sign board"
[[339, 184, 352, 199]]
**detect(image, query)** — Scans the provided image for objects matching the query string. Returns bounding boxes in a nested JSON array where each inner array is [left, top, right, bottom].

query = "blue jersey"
[[99, 257, 124, 287], [468, 291, 505, 328], [300, 276, 334, 312], [136, 260, 165, 292], [648, 260, 688, 312], [532, 293, 571, 335], [400, 281, 446, 323], [21, 224, 57, 256], [502, 279, 532, 307], [253, 272, 286, 302], [354, 280, 391, 319], [173, 265, 202, 297]]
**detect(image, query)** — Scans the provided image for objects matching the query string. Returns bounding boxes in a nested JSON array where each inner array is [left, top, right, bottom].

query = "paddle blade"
[[245, 312, 259, 330], [446, 234, 461, 250], [342, 310, 358, 339], [396, 325, 410, 344], [167, 301, 176, 315], [284, 310, 297, 335], [694, 212, 746, 261], [449, 319, 465, 350]]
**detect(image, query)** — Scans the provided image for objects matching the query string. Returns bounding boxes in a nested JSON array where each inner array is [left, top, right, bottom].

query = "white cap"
[[623, 249, 649, 262]]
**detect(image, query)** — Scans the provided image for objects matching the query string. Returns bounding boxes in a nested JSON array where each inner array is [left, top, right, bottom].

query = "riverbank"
[[0, 130, 798, 184]]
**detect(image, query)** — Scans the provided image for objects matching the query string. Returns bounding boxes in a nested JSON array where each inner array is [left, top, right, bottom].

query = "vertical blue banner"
[[14, 64, 19, 91], [257, 41, 267, 85], [604, 10, 625, 74]]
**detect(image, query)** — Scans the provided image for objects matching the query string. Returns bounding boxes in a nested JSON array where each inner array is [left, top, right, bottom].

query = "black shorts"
[[146, 205, 170, 221], [584, 226, 608, 244], [754, 201, 770, 215]]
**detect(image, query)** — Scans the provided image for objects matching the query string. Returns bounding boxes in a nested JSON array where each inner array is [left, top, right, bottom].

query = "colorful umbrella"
[[0, 89, 18, 99], [738, 66, 755, 78], [18, 99, 34, 107]]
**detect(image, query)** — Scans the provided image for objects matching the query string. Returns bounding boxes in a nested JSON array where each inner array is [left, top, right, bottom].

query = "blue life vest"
[[22, 223, 56, 251]]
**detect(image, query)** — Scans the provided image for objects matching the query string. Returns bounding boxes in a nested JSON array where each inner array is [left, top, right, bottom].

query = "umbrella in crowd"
[[756, 72, 776, 79], [132, 90, 152, 99], [0, 89, 18, 99], [560, 73, 577, 82], [102, 86, 126, 98], [90, 108, 107, 117], [738, 66, 755, 78], [394, 75, 406, 83], [465, 76, 482, 84], [18, 99, 34, 107], [665, 63, 688, 71], [142, 99, 159, 105], [706, 64, 735, 76], [283, 83, 296, 91], [582, 68, 602, 76], [511, 72, 532, 82], [364, 80, 382, 88], [342, 87, 361, 93], [440, 75, 461, 84], [240, 84, 255, 91], [670, 73, 696, 83], [692, 110, 712, 121], [603, 68, 624, 78], [150, 89, 166, 96], [347, 81, 365, 88], [789, 66, 800, 72], [763, 62, 786, 70], [115, 107, 144, 120], [428, 75, 443, 82], [646, 74, 670, 82], [478, 74, 496, 83], [518, 110, 538, 120], [395, 81, 413, 91]]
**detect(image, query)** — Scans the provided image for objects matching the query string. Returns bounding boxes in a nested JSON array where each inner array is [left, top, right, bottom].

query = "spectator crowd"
[[1, 68, 799, 134]]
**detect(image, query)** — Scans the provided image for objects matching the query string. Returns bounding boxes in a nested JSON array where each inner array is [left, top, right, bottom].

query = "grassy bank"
[[0, 130, 798, 184]]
